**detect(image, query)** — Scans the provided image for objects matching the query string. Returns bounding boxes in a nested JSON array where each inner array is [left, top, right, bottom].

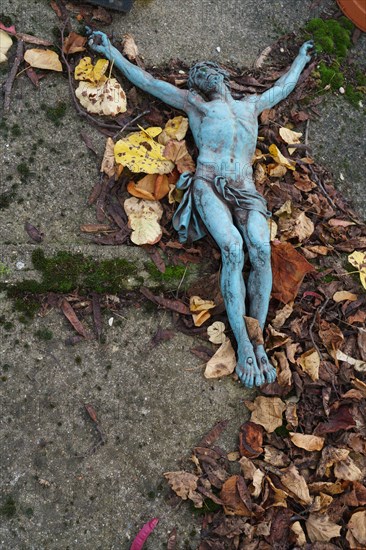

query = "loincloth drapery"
[[172, 171, 271, 243]]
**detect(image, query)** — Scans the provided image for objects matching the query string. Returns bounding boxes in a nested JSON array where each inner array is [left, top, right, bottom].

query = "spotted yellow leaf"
[[75, 78, 127, 116], [114, 127, 175, 174], [158, 116, 189, 145], [74, 56, 108, 83], [348, 251, 366, 290]]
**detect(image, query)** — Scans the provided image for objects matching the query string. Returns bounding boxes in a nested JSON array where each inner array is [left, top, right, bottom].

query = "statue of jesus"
[[88, 31, 313, 388]]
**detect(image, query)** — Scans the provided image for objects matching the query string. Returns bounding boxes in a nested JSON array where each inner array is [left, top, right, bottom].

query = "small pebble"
[[340, 173, 345, 181], [339, 86, 345, 94], [108, 317, 114, 327], [16, 261, 25, 270], [178, 70, 185, 75], [216, 46, 221, 53], [280, 47, 285, 53]]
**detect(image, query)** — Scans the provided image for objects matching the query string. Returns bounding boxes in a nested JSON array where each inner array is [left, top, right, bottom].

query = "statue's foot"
[[236, 344, 265, 388], [254, 345, 277, 384]]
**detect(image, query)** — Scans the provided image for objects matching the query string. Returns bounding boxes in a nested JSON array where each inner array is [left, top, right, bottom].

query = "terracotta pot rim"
[[336, 0, 366, 32]]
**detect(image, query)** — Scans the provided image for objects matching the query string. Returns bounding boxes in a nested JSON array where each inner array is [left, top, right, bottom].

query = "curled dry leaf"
[[271, 302, 293, 330], [245, 396, 286, 433], [163, 140, 196, 173], [279, 126, 302, 154], [122, 33, 140, 61], [264, 445, 290, 467], [76, 79, 127, 117], [24, 48, 62, 71], [281, 464, 312, 505], [220, 475, 251, 516], [63, 31, 86, 54], [316, 446, 350, 478], [124, 197, 163, 246], [273, 351, 292, 387], [347, 511, 366, 549], [267, 163, 287, 178], [204, 338, 236, 379], [306, 513, 341, 543], [297, 348, 320, 381], [100, 137, 115, 177], [268, 144, 295, 170], [291, 521, 307, 546], [290, 432, 324, 451], [244, 316, 264, 345], [127, 174, 170, 201], [334, 456, 363, 481], [0, 29, 13, 63], [285, 401, 299, 429], [158, 116, 189, 145], [238, 422, 263, 458], [318, 319, 344, 353], [207, 321, 226, 344], [163, 471, 203, 507], [332, 349, 366, 372], [277, 207, 314, 242], [115, 127, 174, 174], [190, 295, 216, 327]]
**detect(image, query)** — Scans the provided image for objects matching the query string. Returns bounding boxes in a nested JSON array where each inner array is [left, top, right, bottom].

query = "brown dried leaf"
[[333, 290, 358, 302], [347, 511, 366, 548], [273, 351, 292, 387], [61, 299, 89, 339], [281, 464, 312, 505], [63, 31, 86, 54], [306, 514, 341, 543], [204, 338, 236, 379], [334, 456, 363, 481], [271, 242, 315, 303], [163, 471, 203, 507], [220, 475, 251, 516], [291, 521, 307, 546], [100, 137, 115, 178], [246, 396, 286, 433], [297, 348, 320, 381], [290, 432, 324, 451], [163, 140, 195, 173], [316, 446, 350, 478], [264, 446, 290, 467], [122, 33, 140, 61], [318, 320, 344, 353], [238, 422, 263, 458], [271, 302, 294, 329], [244, 316, 264, 345]]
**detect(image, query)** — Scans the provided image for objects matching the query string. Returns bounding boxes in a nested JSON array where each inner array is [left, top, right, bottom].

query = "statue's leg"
[[193, 179, 265, 388], [236, 210, 276, 384]]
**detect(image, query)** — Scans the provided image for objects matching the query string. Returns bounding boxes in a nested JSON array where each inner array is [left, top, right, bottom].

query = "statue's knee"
[[250, 242, 271, 267], [222, 239, 244, 265]]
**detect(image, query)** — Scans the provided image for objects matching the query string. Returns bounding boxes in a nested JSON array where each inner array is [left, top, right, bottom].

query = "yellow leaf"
[[24, 48, 62, 71], [158, 116, 189, 145], [297, 348, 320, 381], [75, 78, 127, 117], [74, 56, 108, 82], [348, 250, 366, 290], [0, 30, 13, 63], [204, 338, 236, 378], [115, 128, 174, 174], [189, 296, 215, 312], [290, 433, 325, 451], [246, 396, 286, 433], [269, 144, 295, 170]]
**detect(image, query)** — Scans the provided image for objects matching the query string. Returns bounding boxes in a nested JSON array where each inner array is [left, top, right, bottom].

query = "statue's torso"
[[187, 95, 258, 187]]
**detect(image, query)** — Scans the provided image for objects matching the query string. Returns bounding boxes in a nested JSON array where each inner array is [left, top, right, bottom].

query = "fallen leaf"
[[122, 33, 140, 62], [163, 140, 195, 173], [290, 433, 324, 451], [244, 316, 264, 345], [265, 325, 291, 350], [333, 290, 358, 302], [100, 137, 115, 177], [279, 127, 302, 155], [319, 320, 344, 353], [278, 209, 314, 242], [334, 456, 363, 481], [74, 56, 108, 82], [273, 351, 292, 387], [348, 250, 366, 289], [63, 31, 86, 54], [124, 197, 163, 246], [115, 127, 174, 174], [314, 406, 356, 435], [267, 163, 287, 178], [220, 476, 251, 516], [316, 446, 350, 478], [245, 396, 286, 433], [297, 348, 320, 381], [0, 29, 13, 63], [347, 511, 366, 548], [207, 321, 226, 344], [281, 464, 312, 505], [333, 349, 366, 372], [306, 514, 341, 543], [264, 446, 290, 467], [61, 299, 89, 338], [24, 48, 62, 71], [140, 287, 190, 315], [271, 302, 293, 329], [204, 338, 236, 378], [271, 242, 315, 303], [291, 521, 307, 546], [197, 419, 229, 447], [76, 78, 127, 116], [128, 174, 170, 201], [328, 218, 356, 227], [293, 170, 317, 191], [285, 400, 299, 429], [163, 471, 203, 507], [158, 116, 189, 145], [268, 144, 295, 170], [25, 221, 44, 243], [238, 422, 263, 458]]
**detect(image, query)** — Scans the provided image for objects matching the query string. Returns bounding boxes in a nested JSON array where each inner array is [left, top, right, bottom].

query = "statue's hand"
[[87, 30, 113, 57], [299, 40, 314, 62]]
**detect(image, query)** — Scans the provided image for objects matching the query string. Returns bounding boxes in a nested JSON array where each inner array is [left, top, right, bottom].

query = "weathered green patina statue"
[[88, 31, 313, 388]]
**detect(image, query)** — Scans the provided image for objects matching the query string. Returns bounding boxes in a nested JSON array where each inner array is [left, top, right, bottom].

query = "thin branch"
[[3, 40, 24, 113], [112, 110, 150, 140]]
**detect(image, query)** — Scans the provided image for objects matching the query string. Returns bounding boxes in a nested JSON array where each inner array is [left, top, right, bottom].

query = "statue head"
[[187, 62, 230, 96]]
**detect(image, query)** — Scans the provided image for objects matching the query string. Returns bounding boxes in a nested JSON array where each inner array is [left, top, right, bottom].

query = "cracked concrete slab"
[[0, 0, 365, 548]]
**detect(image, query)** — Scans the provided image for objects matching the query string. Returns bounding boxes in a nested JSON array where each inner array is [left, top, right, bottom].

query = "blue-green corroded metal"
[[88, 30, 313, 387]]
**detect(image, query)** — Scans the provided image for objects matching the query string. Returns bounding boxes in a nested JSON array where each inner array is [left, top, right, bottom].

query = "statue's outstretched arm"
[[253, 41, 313, 114], [88, 31, 188, 111]]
